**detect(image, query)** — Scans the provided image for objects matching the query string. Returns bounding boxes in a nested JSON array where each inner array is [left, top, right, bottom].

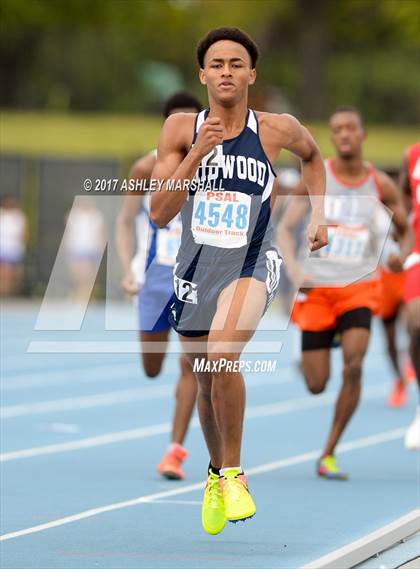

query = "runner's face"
[[329, 112, 365, 159], [199, 40, 256, 105]]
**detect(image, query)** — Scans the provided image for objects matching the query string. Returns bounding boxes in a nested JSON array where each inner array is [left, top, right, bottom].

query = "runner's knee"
[[407, 313, 420, 337], [207, 341, 240, 364], [343, 356, 363, 385], [141, 356, 163, 378], [207, 350, 240, 377], [302, 361, 329, 394], [305, 373, 328, 395], [180, 354, 194, 376], [175, 363, 198, 399]]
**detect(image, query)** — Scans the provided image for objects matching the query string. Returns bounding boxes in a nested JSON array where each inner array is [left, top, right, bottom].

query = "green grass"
[[1, 111, 162, 159], [1, 110, 418, 167]]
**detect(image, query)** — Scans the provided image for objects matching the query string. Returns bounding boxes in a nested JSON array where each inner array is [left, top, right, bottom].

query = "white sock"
[[220, 466, 242, 476]]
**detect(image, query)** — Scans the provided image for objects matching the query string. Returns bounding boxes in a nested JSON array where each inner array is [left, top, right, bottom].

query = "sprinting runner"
[[400, 142, 420, 450], [277, 107, 410, 479], [150, 27, 327, 534], [116, 92, 203, 480]]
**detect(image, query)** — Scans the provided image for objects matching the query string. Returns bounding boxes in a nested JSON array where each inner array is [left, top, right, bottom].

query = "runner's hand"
[[387, 253, 404, 273], [307, 218, 328, 252], [194, 118, 224, 158], [121, 271, 139, 296]]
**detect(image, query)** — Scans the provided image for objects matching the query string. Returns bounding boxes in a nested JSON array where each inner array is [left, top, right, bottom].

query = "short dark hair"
[[163, 91, 203, 118], [197, 27, 259, 69], [330, 106, 364, 126]]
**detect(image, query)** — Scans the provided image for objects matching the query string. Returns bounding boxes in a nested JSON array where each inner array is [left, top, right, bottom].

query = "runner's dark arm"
[[266, 114, 327, 251], [276, 185, 311, 286], [116, 155, 154, 275], [377, 170, 412, 266], [150, 114, 202, 228]]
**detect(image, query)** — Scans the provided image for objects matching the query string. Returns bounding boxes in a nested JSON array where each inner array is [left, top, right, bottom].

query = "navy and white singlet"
[[178, 108, 277, 265], [170, 109, 282, 336]]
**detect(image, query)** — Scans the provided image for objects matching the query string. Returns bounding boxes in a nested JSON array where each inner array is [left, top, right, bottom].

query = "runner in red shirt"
[[401, 142, 420, 449]]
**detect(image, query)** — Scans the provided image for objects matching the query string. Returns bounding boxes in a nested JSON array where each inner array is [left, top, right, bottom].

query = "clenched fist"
[[306, 217, 328, 252], [194, 117, 224, 159], [121, 271, 140, 296]]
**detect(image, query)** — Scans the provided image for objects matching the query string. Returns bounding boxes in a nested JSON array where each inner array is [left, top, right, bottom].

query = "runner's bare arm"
[[116, 194, 143, 281], [263, 114, 328, 252], [276, 188, 312, 288], [270, 177, 282, 217], [130, 152, 156, 181], [115, 154, 154, 293], [377, 170, 412, 268], [150, 114, 223, 227]]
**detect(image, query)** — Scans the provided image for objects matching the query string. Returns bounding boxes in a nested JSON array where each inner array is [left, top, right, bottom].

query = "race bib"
[[156, 216, 182, 266], [191, 190, 251, 249], [320, 226, 369, 261], [174, 274, 198, 304]]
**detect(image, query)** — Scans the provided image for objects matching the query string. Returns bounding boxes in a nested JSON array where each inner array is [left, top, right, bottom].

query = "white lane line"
[[302, 509, 420, 569], [0, 427, 405, 542], [0, 421, 173, 462], [150, 500, 201, 506], [247, 428, 407, 475], [0, 374, 294, 418], [0, 384, 388, 462], [1, 362, 141, 391], [27, 340, 283, 354], [1, 385, 174, 418]]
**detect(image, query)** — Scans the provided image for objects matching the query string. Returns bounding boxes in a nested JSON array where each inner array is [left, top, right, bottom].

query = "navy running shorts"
[[169, 247, 282, 337]]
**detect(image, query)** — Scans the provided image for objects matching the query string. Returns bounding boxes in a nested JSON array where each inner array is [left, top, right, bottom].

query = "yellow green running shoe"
[[317, 455, 348, 480], [222, 468, 256, 523], [201, 469, 226, 535]]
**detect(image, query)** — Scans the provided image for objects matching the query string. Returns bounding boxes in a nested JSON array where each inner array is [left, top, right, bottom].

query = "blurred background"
[[1, 0, 419, 298]]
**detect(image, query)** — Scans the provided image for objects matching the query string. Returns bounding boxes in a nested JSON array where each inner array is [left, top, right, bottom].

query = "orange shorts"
[[376, 268, 405, 320], [292, 280, 379, 332]]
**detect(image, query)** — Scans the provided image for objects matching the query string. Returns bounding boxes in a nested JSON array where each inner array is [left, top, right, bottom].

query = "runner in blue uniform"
[[150, 28, 327, 533]]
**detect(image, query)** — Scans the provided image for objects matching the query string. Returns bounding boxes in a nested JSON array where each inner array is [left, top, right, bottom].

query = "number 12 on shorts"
[[174, 274, 198, 304]]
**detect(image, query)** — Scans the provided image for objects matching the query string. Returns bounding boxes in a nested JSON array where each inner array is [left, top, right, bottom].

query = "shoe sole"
[[228, 513, 256, 524], [159, 469, 183, 480], [317, 472, 348, 481]]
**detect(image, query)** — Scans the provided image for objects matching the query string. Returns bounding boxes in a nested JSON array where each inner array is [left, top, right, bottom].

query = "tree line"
[[1, 0, 419, 122]]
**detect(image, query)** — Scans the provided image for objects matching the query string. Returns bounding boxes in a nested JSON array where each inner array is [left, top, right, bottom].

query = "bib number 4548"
[[194, 201, 249, 230]]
